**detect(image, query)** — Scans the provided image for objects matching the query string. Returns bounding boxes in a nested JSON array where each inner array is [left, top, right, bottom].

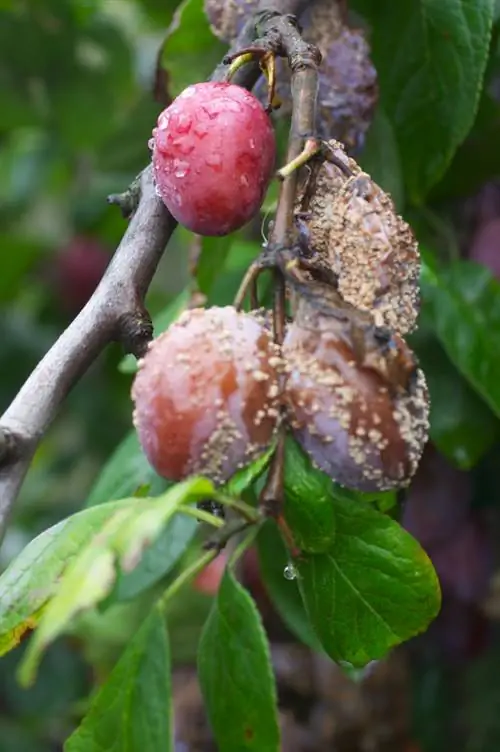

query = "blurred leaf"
[[283, 436, 397, 552], [0, 236, 47, 303], [0, 501, 126, 658], [257, 520, 323, 651], [198, 569, 280, 751], [10, 478, 213, 684], [296, 498, 441, 666], [422, 258, 500, 418], [65, 606, 172, 752], [50, 19, 133, 150], [113, 513, 197, 602], [412, 329, 499, 468], [159, 0, 226, 98], [359, 106, 404, 211], [196, 235, 232, 295], [118, 290, 190, 374], [136, 0, 182, 26], [354, 0, 495, 202], [86, 430, 170, 505]]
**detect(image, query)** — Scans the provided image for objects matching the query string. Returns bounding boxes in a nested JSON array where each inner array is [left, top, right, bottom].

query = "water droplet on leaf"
[[283, 563, 297, 581]]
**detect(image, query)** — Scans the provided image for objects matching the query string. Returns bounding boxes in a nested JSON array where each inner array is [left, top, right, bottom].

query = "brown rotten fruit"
[[283, 296, 429, 492], [296, 141, 420, 336], [132, 306, 282, 485], [151, 82, 276, 236]]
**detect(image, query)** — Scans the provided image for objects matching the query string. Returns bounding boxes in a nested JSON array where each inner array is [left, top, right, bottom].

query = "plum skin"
[[282, 318, 430, 492], [151, 82, 276, 236], [131, 306, 281, 485]]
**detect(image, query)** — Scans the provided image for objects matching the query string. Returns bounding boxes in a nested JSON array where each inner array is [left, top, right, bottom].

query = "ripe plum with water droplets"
[[151, 82, 276, 236]]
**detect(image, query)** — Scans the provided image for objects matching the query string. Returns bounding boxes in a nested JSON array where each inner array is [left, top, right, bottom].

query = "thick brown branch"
[[0, 0, 310, 540]]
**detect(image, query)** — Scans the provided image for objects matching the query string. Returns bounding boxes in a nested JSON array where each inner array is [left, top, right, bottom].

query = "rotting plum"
[[296, 141, 420, 336], [151, 82, 276, 236], [205, 0, 377, 154], [283, 298, 430, 492], [131, 306, 282, 485]]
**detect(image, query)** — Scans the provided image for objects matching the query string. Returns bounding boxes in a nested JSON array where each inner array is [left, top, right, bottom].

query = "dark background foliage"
[[2, 0, 500, 750]]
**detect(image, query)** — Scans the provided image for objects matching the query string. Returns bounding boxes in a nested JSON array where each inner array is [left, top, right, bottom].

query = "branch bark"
[[0, 0, 310, 540]]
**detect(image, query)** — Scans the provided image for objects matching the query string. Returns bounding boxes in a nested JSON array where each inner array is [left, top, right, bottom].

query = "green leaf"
[[421, 259, 500, 418], [86, 431, 170, 506], [283, 436, 336, 554], [0, 502, 127, 657], [113, 513, 197, 602], [359, 106, 404, 211], [223, 443, 275, 498], [354, 0, 495, 202], [257, 521, 323, 652], [297, 498, 441, 666], [86, 431, 198, 602], [283, 436, 397, 552], [198, 569, 280, 751], [65, 605, 172, 752], [159, 0, 226, 99], [196, 235, 233, 296], [411, 328, 499, 469], [118, 290, 190, 374], [10, 479, 213, 684]]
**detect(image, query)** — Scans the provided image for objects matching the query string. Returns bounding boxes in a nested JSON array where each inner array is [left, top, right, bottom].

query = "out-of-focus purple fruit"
[[56, 235, 110, 315], [401, 445, 471, 550], [429, 516, 493, 604], [469, 218, 500, 279]]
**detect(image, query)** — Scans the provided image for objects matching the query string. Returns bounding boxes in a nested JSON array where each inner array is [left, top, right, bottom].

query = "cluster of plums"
[[132, 300, 429, 493], [137, 76, 429, 494]]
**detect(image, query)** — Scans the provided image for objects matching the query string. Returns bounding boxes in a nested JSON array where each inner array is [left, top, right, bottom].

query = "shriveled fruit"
[[205, 1, 377, 151], [151, 82, 276, 236], [283, 298, 429, 492], [296, 141, 420, 336], [204, 0, 256, 42], [132, 306, 282, 485]]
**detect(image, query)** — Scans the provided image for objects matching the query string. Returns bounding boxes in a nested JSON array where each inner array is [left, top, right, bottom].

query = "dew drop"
[[249, 138, 256, 149], [225, 99, 242, 113], [283, 563, 297, 581], [176, 112, 192, 133], [157, 112, 170, 130], [194, 121, 209, 138], [147, 137, 154, 151], [205, 153, 222, 170], [173, 159, 190, 178]]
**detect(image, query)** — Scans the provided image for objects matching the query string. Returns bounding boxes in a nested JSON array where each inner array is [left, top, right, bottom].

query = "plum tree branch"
[[0, 0, 311, 541]]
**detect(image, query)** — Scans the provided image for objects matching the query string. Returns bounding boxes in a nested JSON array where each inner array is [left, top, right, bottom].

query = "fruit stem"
[[177, 505, 225, 528], [215, 494, 260, 523], [228, 525, 260, 567], [224, 52, 255, 81], [204, 517, 256, 553], [277, 138, 321, 180], [158, 549, 218, 608]]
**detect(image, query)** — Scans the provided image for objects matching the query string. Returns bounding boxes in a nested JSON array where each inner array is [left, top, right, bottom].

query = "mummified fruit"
[[282, 297, 429, 492], [296, 141, 420, 336], [151, 82, 275, 236], [205, 0, 377, 152], [132, 306, 281, 485]]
